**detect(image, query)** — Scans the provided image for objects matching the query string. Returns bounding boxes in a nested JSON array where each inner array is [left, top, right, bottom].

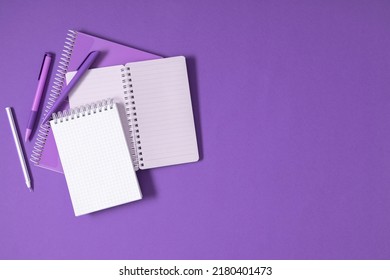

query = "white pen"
[[6, 107, 32, 191]]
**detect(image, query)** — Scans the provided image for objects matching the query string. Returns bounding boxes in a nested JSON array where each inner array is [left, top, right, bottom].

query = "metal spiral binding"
[[122, 66, 143, 169], [30, 30, 77, 165], [52, 99, 114, 124]]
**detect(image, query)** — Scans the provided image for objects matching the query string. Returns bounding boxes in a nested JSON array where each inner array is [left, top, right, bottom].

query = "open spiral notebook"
[[66, 56, 199, 170]]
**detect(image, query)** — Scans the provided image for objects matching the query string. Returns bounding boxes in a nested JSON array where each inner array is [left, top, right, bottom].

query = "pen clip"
[[38, 53, 49, 80], [77, 51, 95, 70]]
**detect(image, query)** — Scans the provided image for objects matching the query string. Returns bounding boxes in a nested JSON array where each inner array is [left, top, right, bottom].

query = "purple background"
[[1, 0, 390, 259]]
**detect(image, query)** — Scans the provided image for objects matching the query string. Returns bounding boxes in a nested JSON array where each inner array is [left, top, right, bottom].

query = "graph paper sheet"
[[51, 102, 142, 216]]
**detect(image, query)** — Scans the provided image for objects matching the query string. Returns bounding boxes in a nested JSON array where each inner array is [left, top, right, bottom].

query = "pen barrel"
[[27, 111, 38, 130], [6, 108, 31, 186], [32, 55, 52, 110]]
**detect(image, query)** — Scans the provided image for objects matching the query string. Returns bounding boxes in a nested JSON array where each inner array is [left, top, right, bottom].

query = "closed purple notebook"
[[30, 30, 161, 173]]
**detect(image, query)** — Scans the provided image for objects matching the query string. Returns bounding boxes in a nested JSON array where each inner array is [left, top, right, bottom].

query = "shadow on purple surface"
[[186, 56, 203, 161], [137, 169, 156, 198]]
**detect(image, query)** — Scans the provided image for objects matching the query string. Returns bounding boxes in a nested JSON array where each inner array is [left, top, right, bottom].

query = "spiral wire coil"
[[30, 30, 77, 164]]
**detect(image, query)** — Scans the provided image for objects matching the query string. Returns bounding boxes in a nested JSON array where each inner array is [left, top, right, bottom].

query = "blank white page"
[[67, 65, 124, 107], [67, 66, 138, 170], [127, 56, 199, 169], [51, 102, 142, 216]]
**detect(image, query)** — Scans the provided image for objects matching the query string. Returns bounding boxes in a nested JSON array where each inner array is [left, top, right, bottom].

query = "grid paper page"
[[51, 103, 142, 216], [127, 56, 199, 169]]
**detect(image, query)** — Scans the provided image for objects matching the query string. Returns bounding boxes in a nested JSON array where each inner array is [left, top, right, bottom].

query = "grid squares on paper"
[[51, 103, 142, 216]]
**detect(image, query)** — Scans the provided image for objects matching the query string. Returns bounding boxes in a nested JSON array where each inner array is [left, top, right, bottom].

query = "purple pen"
[[41, 51, 100, 125], [25, 52, 52, 142]]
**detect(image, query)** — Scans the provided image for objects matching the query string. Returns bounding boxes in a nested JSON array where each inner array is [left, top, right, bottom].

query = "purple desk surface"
[[1, 0, 390, 260]]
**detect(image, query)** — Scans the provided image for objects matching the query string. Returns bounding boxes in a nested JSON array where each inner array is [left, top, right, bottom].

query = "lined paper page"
[[51, 103, 142, 216], [127, 56, 199, 169]]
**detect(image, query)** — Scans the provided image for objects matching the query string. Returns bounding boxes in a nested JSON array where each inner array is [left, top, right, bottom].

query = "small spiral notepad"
[[50, 100, 142, 216]]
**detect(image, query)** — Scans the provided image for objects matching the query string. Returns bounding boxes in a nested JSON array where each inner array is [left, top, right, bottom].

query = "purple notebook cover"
[[30, 31, 161, 173]]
